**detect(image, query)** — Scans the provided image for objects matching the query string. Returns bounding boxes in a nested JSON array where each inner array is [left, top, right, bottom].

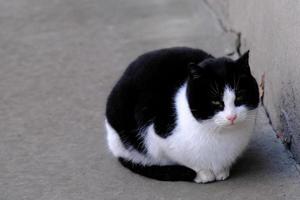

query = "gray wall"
[[210, 0, 300, 162]]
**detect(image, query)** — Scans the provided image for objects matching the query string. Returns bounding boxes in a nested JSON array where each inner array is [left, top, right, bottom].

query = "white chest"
[[144, 83, 255, 172]]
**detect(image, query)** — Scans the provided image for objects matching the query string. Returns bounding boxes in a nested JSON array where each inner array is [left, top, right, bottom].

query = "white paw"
[[215, 169, 230, 181], [194, 170, 215, 183]]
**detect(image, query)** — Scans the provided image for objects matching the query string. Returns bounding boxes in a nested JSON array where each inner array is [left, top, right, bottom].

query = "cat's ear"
[[188, 62, 203, 79], [236, 50, 251, 73]]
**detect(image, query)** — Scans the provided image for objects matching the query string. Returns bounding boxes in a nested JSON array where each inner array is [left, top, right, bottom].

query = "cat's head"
[[187, 51, 259, 127]]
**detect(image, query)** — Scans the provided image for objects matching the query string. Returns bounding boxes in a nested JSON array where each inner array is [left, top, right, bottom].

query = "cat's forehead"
[[202, 57, 237, 74], [202, 59, 241, 81], [197, 58, 250, 91]]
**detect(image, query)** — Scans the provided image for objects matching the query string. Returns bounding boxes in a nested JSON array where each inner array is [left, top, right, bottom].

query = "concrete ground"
[[0, 0, 299, 199]]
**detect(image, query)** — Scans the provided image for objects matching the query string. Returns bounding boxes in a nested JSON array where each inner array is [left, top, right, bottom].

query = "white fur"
[[105, 121, 156, 165], [106, 82, 257, 183]]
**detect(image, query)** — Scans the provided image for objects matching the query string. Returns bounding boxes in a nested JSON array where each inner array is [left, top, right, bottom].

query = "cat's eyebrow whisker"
[[208, 89, 218, 97], [235, 76, 241, 91], [209, 84, 219, 95], [213, 81, 220, 94], [209, 88, 217, 96], [233, 76, 238, 91]]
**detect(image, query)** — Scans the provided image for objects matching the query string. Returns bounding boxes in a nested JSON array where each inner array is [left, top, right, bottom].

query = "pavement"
[[0, 0, 300, 199]]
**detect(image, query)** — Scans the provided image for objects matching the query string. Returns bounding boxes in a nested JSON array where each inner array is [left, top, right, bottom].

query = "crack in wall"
[[202, 0, 242, 56], [259, 73, 276, 132]]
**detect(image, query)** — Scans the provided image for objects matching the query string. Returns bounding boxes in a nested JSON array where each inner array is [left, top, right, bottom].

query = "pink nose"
[[226, 114, 237, 123]]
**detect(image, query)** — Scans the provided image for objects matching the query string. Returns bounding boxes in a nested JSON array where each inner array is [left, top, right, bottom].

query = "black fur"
[[118, 158, 197, 182], [106, 47, 212, 153], [106, 47, 259, 181]]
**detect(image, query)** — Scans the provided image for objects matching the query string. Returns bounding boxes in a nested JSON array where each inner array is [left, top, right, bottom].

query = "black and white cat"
[[105, 47, 259, 183]]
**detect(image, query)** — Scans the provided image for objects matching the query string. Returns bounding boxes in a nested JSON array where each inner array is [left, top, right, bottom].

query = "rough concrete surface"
[[0, 0, 299, 199]]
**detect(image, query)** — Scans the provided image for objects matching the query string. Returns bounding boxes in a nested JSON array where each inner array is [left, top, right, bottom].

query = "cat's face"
[[187, 51, 259, 127]]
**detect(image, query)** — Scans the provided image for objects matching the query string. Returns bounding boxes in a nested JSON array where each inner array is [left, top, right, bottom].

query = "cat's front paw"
[[194, 170, 215, 183], [215, 168, 230, 181]]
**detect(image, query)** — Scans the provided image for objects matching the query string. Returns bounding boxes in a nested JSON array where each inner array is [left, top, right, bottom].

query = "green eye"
[[212, 101, 221, 106], [236, 96, 243, 101]]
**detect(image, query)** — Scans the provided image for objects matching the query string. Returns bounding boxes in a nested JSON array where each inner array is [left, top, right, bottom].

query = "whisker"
[[209, 85, 218, 96], [214, 81, 220, 94], [208, 89, 218, 97], [233, 76, 237, 91], [236, 76, 241, 91]]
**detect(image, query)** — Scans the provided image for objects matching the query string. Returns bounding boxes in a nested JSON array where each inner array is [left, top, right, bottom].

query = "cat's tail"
[[118, 157, 197, 182]]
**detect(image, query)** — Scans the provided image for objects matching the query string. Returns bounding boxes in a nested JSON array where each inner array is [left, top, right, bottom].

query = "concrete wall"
[[210, 0, 300, 162]]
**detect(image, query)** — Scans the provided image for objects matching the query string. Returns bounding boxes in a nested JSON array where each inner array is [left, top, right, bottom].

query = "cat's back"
[[107, 47, 211, 111], [122, 47, 211, 87]]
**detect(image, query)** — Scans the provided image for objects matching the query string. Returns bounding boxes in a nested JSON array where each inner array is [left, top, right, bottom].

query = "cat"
[[105, 47, 259, 183]]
